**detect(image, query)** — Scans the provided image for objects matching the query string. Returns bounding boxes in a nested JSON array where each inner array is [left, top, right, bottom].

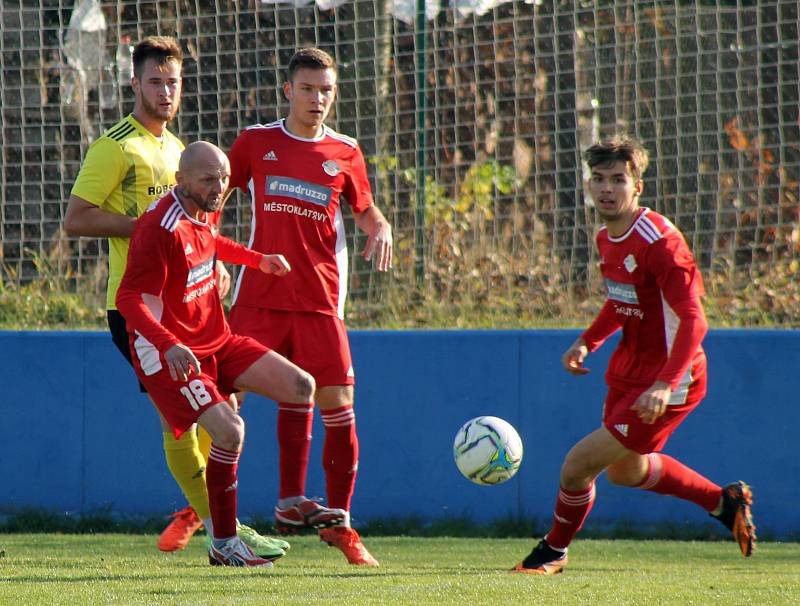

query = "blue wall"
[[1, 330, 798, 537]]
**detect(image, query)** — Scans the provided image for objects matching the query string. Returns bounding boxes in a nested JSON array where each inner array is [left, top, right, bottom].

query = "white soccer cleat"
[[208, 536, 274, 568]]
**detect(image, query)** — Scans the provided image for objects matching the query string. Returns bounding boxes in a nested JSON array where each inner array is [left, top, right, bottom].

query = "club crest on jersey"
[[322, 159, 341, 176], [624, 254, 638, 273]]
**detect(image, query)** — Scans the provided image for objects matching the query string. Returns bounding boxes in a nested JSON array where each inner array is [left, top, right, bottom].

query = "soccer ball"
[[453, 416, 523, 485]]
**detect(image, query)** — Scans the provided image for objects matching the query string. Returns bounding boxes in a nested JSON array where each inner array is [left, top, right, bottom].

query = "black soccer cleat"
[[711, 480, 756, 557], [510, 539, 568, 575]]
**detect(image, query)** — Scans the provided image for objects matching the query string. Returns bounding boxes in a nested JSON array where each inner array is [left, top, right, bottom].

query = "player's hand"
[[215, 260, 231, 299], [631, 381, 671, 424], [562, 338, 590, 375], [164, 344, 201, 382], [259, 254, 291, 276], [362, 222, 393, 272]]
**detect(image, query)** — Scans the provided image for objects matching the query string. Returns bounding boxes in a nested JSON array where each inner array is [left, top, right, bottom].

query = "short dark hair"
[[132, 36, 183, 80], [584, 137, 649, 180], [287, 48, 337, 83]]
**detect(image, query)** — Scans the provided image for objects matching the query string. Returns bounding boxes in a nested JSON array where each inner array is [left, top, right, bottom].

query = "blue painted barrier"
[[1, 329, 798, 537]]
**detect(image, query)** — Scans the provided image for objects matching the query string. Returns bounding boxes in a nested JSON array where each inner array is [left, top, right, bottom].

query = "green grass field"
[[1, 534, 798, 605]]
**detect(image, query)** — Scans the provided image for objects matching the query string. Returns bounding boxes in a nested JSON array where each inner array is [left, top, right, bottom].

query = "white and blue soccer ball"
[[453, 416, 523, 485]]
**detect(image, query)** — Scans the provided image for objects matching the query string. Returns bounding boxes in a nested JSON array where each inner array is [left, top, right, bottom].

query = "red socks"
[[545, 483, 596, 550], [544, 454, 723, 550], [637, 453, 722, 512], [206, 444, 240, 539], [320, 405, 358, 511], [277, 403, 314, 499], [276, 403, 359, 512]]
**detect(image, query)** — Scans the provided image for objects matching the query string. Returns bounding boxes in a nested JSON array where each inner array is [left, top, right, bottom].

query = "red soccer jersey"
[[227, 119, 374, 318], [116, 192, 263, 375], [582, 208, 707, 393]]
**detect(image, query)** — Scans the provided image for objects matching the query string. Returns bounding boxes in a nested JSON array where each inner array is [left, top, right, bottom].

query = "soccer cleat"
[[318, 526, 380, 566], [510, 539, 568, 575], [274, 498, 347, 533], [236, 521, 290, 559], [711, 481, 756, 557], [158, 505, 203, 552], [208, 536, 274, 568]]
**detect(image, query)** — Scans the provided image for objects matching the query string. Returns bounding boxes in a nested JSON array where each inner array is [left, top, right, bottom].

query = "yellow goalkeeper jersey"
[[71, 114, 184, 309]]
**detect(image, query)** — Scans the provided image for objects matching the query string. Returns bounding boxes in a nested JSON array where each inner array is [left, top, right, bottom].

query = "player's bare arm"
[[163, 343, 201, 382], [354, 205, 393, 271], [562, 337, 590, 375], [258, 254, 291, 276], [631, 380, 672, 424], [63, 194, 137, 238]]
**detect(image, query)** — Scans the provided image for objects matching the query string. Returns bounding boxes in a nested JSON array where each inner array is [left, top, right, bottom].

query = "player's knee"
[[605, 465, 631, 486], [294, 369, 315, 402], [215, 415, 245, 451], [559, 454, 595, 491], [606, 460, 645, 487]]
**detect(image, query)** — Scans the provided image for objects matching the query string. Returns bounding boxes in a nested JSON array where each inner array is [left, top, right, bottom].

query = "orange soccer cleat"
[[158, 505, 203, 552], [318, 526, 379, 566]]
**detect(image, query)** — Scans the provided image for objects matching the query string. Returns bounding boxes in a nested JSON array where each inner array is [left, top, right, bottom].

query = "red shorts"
[[603, 371, 707, 454], [228, 307, 354, 387], [134, 333, 268, 438]]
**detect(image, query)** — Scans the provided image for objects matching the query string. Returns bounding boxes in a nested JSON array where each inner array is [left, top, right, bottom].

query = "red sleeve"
[[650, 235, 705, 304], [216, 235, 263, 268], [342, 145, 374, 213], [656, 296, 708, 388], [581, 299, 622, 352], [115, 221, 181, 354], [227, 131, 251, 192], [647, 235, 708, 388]]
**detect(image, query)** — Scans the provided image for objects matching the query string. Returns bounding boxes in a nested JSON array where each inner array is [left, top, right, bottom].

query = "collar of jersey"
[[127, 113, 169, 143], [279, 118, 327, 143], [606, 207, 649, 243], [171, 191, 212, 226]]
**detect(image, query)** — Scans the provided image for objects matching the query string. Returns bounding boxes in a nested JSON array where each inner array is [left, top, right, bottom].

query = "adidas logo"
[[184, 242, 194, 255], [614, 423, 629, 437], [262, 150, 278, 161]]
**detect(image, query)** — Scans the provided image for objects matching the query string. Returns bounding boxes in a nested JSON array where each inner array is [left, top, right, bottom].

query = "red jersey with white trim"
[[227, 119, 374, 318], [116, 192, 263, 376], [585, 208, 706, 393]]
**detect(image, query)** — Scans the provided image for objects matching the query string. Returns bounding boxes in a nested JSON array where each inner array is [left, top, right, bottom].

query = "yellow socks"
[[162, 430, 211, 519], [197, 425, 212, 463]]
